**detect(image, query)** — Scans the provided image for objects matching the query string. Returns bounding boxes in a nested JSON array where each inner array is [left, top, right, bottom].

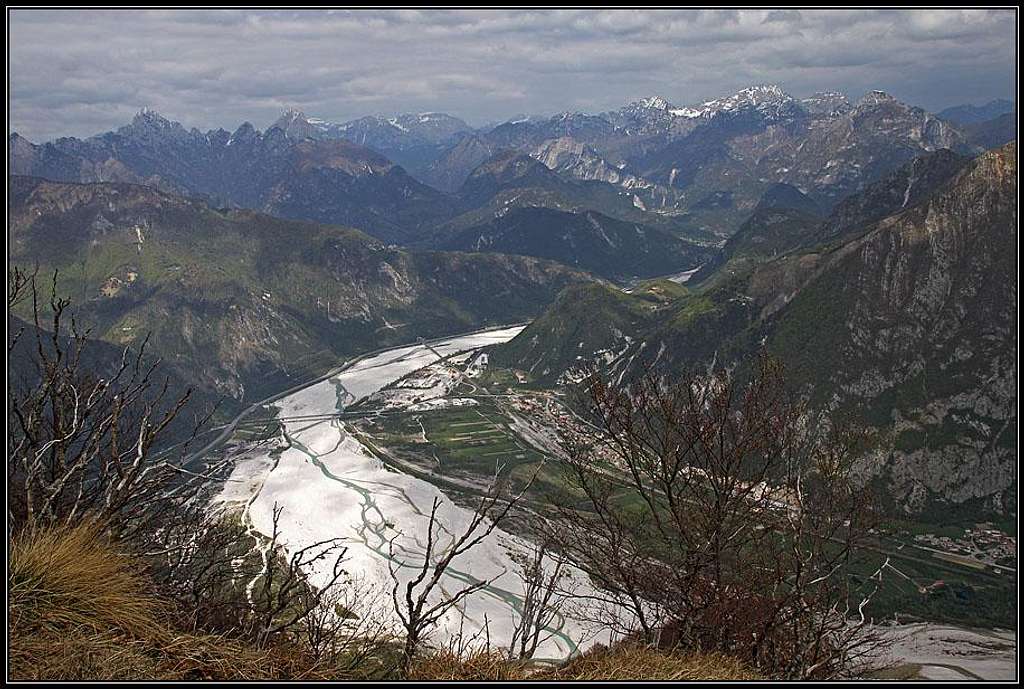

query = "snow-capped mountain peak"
[[269, 109, 333, 140], [132, 107, 173, 128], [857, 89, 899, 107], [280, 108, 308, 122], [670, 84, 795, 120], [637, 96, 672, 110], [737, 83, 789, 101], [800, 91, 851, 116]]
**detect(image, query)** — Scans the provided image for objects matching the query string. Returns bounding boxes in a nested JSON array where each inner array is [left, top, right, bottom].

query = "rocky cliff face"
[[618, 88, 980, 235], [528, 136, 654, 194], [493, 144, 1017, 517], [756, 91, 972, 208], [769, 143, 1017, 515], [820, 149, 970, 243], [9, 113, 455, 244]]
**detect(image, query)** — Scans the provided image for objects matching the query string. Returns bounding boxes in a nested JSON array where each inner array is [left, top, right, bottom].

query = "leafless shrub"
[[389, 473, 533, 673], [246, 504, 349, 644], [507, 537, 572, 660], [7, 268, 397, 677], [7, 269, 210, 543], [7, 264, 38, 349], [298, 576, 395, 674], [547, 355, 882, 679]]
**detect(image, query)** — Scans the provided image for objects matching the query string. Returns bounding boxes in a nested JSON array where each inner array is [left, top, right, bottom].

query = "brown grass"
[[409, 644, 761, 681], [408, 649, 529, 681], [7, 519, 350, 681], [9, 521, 761, 681], [9, 518, 166, 640], [536, 644, 762, 681]]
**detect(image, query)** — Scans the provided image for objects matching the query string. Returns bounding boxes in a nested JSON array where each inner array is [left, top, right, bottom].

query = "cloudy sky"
[[9, 8, 1017, 141]]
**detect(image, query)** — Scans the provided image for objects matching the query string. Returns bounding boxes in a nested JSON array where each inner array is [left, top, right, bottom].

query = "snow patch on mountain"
[[670, 84, 796, 120]]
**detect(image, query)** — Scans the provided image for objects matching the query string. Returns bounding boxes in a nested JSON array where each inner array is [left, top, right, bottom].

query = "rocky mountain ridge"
[[11, 85, 989, 252], [492, 143, 1018, 518], [9, 175, 593, 402]]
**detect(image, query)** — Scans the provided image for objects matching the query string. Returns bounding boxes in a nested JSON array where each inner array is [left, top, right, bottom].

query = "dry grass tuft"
[[534, 644, 761, 681], [7, 519, 351, 681], [408, 649, 528, 681], [9, 519, 166, 640], [410, 644, 760, 681], [9, 522, 760, 681], [7, 624, 342, 681]]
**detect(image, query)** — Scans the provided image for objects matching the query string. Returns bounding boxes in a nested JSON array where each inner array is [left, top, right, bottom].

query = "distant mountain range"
[[6, 84, 1018, 521], [8, 175, 591, 402], [9, 110, 455, 244], [938, 98, 1015, 125], [11, 85, 1013, 263], [492, 142, 1017, 519]]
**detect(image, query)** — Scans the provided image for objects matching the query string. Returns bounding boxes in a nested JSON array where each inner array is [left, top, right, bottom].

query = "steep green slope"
[[9, 176, 592, 402], [767, 143, 1017, 515], [438, 206, 711, 281], [489, 277, 733, 384], [722, 207, 821, 260], [9, 115, 457, 245], [7, 313, 234, 444], [492, 144, 1017, 516], [490, 282, 651, 382]]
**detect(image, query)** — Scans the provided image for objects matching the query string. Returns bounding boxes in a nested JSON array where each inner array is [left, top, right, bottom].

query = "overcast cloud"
[[8, 8, 1018, 141]]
